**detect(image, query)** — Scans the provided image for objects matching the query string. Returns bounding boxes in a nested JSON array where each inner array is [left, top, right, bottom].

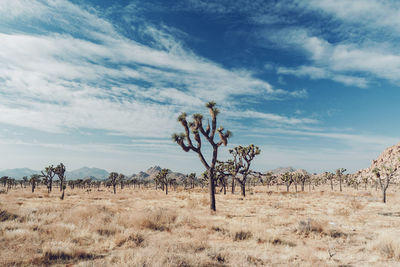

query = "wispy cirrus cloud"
[[0, 0, 311, 139], [181, 0, 400, 87]]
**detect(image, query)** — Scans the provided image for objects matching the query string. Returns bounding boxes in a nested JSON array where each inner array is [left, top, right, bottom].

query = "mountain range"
[[0, 167, 109, 180]]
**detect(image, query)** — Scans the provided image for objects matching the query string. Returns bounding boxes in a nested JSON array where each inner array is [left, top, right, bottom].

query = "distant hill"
[[128, 166, 186, 182], [355, 141, 400, 182], [66, 167, 109, 180], [0, 168, 39, 179], [269, 166, 297, 175]]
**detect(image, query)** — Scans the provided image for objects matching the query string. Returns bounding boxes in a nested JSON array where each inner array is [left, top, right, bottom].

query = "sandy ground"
[[1, 184, 400, 266]]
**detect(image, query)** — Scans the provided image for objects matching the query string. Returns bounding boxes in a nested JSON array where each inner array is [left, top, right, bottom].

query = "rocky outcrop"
[[355, 142, 400, 182]]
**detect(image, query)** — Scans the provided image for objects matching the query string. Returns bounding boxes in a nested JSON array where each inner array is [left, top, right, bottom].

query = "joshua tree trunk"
[[286, 183, 290, 192], [165, 183, 168, 195], [231, 177, 235, 194], [208, 169, 216, 211], [301, 182, 305, 191], [31, 182, 35, 193], [223, 184, 226, 195], [240, 182, 246, 197], [382, 188, 387, 203], [61, 186, 65, 200], [339, 177, 342, 192]]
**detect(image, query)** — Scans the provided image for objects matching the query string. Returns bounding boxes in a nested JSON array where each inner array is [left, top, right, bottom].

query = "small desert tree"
[[0, 176, 8, 187], [155, 168, 171, 195], [281, 172, 293, 192], [29, 174, 41, 193], [264, 172, 276, 189], [172, 101, 231, 211], [361, 175, 369, 190], [118, 173, 125, 190], [41, 165, 56, 193], [109, 172, 119, 194], [372, 166, 397, 203], [324, 172, 334, 191], [54, 163, 66, 200], [215, 161, 230, 195], [297, 173, 310, 192], [228, 144, 261, 197], [187, 173, 196, 189], [336, 168, 346, 192], [22, 176, 28, 188]]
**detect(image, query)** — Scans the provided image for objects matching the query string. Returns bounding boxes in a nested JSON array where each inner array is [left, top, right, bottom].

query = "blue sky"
[[0, 0, 399, 175]]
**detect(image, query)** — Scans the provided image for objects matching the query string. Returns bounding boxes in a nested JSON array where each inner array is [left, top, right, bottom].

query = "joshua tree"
[[296, 173, 310, 192], [361, 175, 369, 190], [29, 174, 41, 193], [227, 144, 261, 197], [0, 176, 8, 187], [263, 172, 276, 189], [187, 173, 196, 189], [373, 166, 397, 203], [155, 169, 171, 195], [41, 165, 56, 193], [118, 174, 125, 190], [281, 172, 293, 192], [22, 176, 28, 188], [215, 161, 230, 195], [109, 172, 119, 194], [336, 168, 346, 192], [54, 163, 66, 200], [6, 177, 13, 192], [324, 172, 334, 191], [172, 101, 232, 212]]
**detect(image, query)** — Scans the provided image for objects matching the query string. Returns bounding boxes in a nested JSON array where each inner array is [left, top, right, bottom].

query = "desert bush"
[[115, 232, 145, 247], [233, 230, 253, 241], [296, 218, 347, 239], [376, 236, 400, 260], [39, 242, 102, 265], [296, 218, 326, 237], [208, 250, 227, 264], [349, 197, 365, 210], [139, 208, 177, 231], [0, 210, 18, 222]]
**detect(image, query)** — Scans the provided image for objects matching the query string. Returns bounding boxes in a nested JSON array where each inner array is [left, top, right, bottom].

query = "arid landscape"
[[2, 1, 400, 266], [1, 182, 400, 266]]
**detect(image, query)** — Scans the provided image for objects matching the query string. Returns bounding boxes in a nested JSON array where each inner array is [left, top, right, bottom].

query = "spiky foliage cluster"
[[54, 163, 66, 200], [226, 144, 261, 197], [372, 166, 398, 203], [172, 101, 232, 211], [154, 168, 171, 195], [172, 101, 232, 156]]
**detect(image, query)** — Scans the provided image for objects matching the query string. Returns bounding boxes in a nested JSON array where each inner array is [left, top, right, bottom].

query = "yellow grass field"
[[1, 185, 400, 266]]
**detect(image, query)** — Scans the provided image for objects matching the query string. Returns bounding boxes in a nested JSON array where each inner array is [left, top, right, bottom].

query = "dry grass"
[[0, 185, 400, 266]]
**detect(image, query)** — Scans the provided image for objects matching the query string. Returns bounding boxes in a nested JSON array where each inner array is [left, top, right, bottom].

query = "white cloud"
[[227, 110, 318, 125], [303, 0, 400, 31], [0, 0, 312, 138]]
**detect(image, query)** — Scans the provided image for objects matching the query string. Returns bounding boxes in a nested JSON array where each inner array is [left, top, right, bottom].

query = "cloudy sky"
[[1, 0, 399, 175]]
